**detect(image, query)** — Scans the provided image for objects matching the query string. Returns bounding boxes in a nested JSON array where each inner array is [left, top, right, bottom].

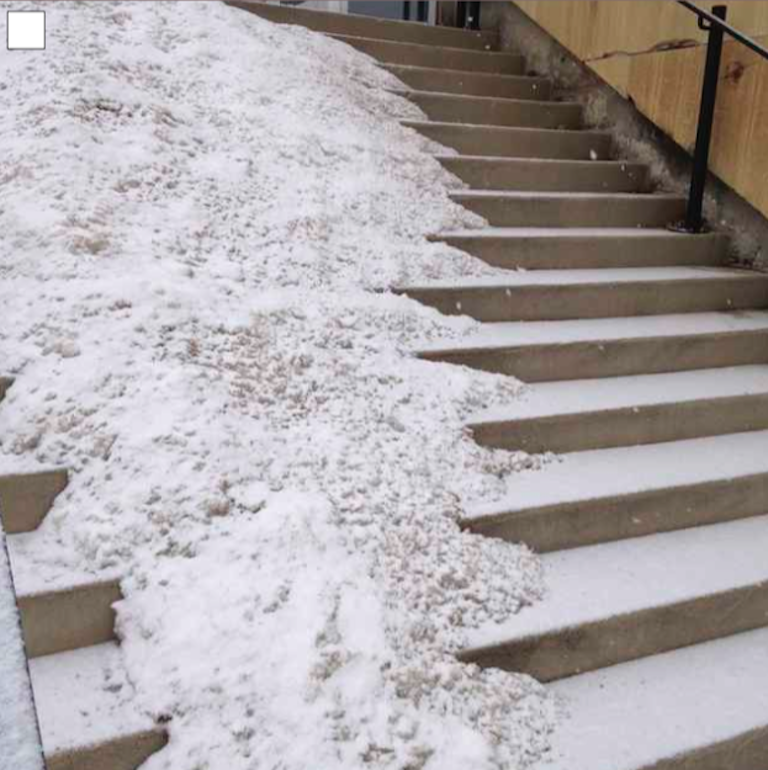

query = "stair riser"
[[439, 157, 648, 192], [403, 278, 768, 322], [47, 729, 168, 770], [419, 330, 768, 382], [453, 195, 685, 228], [465, 471, 768, 552], [0, 470, 69, 535], [434, 233, 726, 269], [225, 1, 498, 50], [471, 393, 768, 454], [460, 583, 768, 682], [19, 580, 121, 658], [407, 93, 580, 129], [334, 35, 524, 73], [387, 66, 550, 99], [407, 122, 611, 159]]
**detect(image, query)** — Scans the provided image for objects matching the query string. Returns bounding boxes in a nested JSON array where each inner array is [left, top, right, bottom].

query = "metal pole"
[[685, 5, 726, 233]]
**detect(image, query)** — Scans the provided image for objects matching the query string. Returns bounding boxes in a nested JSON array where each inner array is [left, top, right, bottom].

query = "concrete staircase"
[[0, 381, 167, 770], [228, 4, 768, 769]]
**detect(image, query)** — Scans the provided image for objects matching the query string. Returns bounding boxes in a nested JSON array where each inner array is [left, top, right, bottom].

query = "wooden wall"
[[512, 1, 768, 219]]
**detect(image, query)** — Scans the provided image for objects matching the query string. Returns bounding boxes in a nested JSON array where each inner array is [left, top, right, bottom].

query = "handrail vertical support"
[[685, 4, 727, 233]]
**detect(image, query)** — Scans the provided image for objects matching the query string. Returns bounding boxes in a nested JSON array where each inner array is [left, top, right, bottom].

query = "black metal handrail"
[[676, 1, 768, 233]]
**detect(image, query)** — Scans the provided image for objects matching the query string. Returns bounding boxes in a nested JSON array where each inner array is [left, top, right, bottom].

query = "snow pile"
[[0, 2, 554, 768]]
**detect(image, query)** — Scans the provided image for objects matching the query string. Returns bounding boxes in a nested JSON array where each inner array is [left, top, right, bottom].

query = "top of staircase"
[[226, 1, 498, 50]]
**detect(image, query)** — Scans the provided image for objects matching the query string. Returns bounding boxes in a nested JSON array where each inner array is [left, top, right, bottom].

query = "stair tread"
[[434, 226, 721, 238], [397, 88, 564, 106], [470, 365, 768, 424], [467, 428, 768, 519], [438, 154, 636, 165], [13, 569, 120, 599], [422, 310, 768, 351], [7, 531, 118, 595], [29, 642, 156, 756], [403, 119, 608, 137], [385, 63, 545, 82], [403, 265, 755, 289], [331, 33, 514, 57], [546, 627, 768, 770], [450, 190, 684, 201], [466, 515, 768, 651]]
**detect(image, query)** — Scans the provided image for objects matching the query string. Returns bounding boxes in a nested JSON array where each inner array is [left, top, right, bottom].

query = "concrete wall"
[[510, 1, 768, 223]]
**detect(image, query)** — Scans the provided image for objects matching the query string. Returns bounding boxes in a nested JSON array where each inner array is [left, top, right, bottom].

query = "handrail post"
[[685, 4, 726, 233]]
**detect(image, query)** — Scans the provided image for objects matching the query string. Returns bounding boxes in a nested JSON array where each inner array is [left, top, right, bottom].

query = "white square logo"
[[7, 10, 46, 50]]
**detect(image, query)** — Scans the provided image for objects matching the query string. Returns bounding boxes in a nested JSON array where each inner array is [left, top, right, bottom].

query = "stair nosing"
[[448, 190, 685, 201], [469, 386, 768, 428], [330, 32, 522, 58], [399, 88, 576, 107], [436, 153, 644, 167], [401, 119, 610, 137], [383, 62, 548, 83], [463, 466, 768, 527], [418, 325, 768, 357]]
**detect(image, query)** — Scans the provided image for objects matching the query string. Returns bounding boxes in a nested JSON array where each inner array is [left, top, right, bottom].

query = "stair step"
[[225, 1, 498, 50], [16, 577, 121, 658], [438, 155, 647, 192], [461, 516, 768, 680], [418, 311, 768, 381], [330, 34, 524, 73], [0, 469, 69, 535], [464, 429, 768, 551], [547, 627, 768, 770], [400, 90, 579, 129], [430, 227, 727, 269], [451, 191, 685, 228], [469, 365, 768, 453], [550, 625, 768, 769], [385, 64, 550, 99], [29, 642, 167, 770], [0, 376, 12, 401], [403, 121, 612, 159], [399, 266, 768, 323]]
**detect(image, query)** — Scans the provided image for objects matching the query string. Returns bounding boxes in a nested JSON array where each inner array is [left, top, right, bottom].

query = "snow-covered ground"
[[0, 2, 555, 768], [0, 529, 44, 770]]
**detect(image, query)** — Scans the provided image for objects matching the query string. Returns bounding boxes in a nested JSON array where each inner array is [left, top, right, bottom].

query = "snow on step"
[[466, 428, 768, 521], [402, 265, 755, 289], [469, 365, 768, 423], [0, 529, 44, 770], [430, 310, 768, 350], [449, 190, 683, 201], [328, 34, 524, 75], [29, 642, 165, 763], [432, 226, 723, 239], [464, 515, 768, 653], [546, 627, 768, 770]]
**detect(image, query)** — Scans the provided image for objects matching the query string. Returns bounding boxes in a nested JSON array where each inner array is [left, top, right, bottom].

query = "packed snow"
[[0, 2, 555, 769]]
